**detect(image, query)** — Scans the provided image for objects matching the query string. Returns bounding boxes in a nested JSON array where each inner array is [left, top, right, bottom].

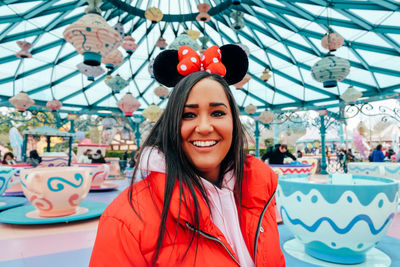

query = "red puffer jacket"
[[90, 155, 285, 266]]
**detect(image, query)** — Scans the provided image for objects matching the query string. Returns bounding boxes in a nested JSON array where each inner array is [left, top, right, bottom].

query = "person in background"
[[26, 150, 42, 167], [262, 144, 297, 164], [2, 152, 16, 165], [78, 149, 92, 163], [91, 149, 106, 163], [371, 144, 385, 162], [297, 150, 302, 159], [128, 151, 136, 168]]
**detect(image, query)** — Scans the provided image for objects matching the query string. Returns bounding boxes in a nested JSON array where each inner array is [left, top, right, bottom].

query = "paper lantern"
[[311, 55, 350, 88], [317, 110, 328, 116], [9, 92, 34, 112], [67, 113, 78, 120], [15, 41, 32, 58], [145, 7, 163, 23], [46, 99, 62, 111], [105, 74, 129, 94], [169, 33, 200, 51], [142, 104, 163, 123], [245, 104, 257, 115], [321, 31, 344, 52], [199, 36, 210, 53], [236, 43, 250, 56], [153, 86, 169, 98], [340, 85, 362, 103], [156, 37, 168, 50], [185, 30, 200, 40], [230, 11, 245, 30], [63, 12, 122, 66], [101, 49, 123, 70], [259, 110, 274, 124], [122, 35, 138, 55], [234, 73, 251, 89], [113, 22, 124, 39], [196, 3, 211, 22], [260, 69, 271, 81], [357, 121, 368, 136], [101, 117, 117, 130], [77, 63, 105, 81], [117, 92, 141, 116]]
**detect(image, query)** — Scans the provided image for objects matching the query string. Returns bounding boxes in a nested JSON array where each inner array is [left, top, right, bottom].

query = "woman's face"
[[5, 155, 12, 161], [180, 78, 233, 182]]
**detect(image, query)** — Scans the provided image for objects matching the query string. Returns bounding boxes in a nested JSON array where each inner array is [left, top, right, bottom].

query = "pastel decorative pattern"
[[348, 163, 400, 181]]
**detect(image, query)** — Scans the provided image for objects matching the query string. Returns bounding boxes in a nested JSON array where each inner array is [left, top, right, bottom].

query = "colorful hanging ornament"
[[15, 41, 32, 58], [153, 86, 169, 98], [105, 74, 129, 94], [144, 7, 163, 23], [259, 110, 274, 124], [77, 63, 105, 81], [196, 3, 211, 22], [101, 117, 117, 130], [340, 85, 362, 104], [234, 73, 251, 89], [245, 104, 257, 115], [230, 11, 245, 31], [117, 92, 141, 116], [260, 69, 271, 82], [185, 30, 200, 40], [142, 104, 163, 123], [63, 1, 122, 66], [122, 35, 138, 55], [113, 22, 125, 40], [46, 99, 62, 112], [311, 55, 350, 88], [321, 30, 344, 52], [156, 37, 168, 50], [198, 36, 210, 54], [101, 49, 123, 70], [169, 32, 200, 51], [9, 92, 34, 112]]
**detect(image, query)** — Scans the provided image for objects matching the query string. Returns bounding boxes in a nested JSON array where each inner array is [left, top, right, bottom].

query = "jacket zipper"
[[254, 190, 276, 266], [186, 222, 240, 266]]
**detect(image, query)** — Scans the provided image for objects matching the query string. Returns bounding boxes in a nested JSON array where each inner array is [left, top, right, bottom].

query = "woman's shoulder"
[[244, 155, 278, 184]]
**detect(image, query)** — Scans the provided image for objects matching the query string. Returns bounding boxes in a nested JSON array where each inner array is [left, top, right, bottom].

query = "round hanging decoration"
[[105, 74, 129, 94], [46, 99, 62, 112], [113, 22, 125, 39], [77, 63, 105, 81], [311, 55, 350, 88], [340, 85, 362, 104], [122, 35, 138, 55], [198, 36, 210, 53], [260, 69, 271, 82], [15, 41, 32, 58], [101, 49, 123, 70], [117, 92, 141, 117], [142, 104, 163, 123], [145, 7, 163, 23], [9, 92, 34, 112], [156, 37, 168, 50], [101, 117, 117, 130], [196, 3, 211, 22], [259, 110, 274, 124], [169, 32, 200, 51], [321, 31, 344, 52], [185, 29, 200, 40], [245, 104, 257, 115], [63, 8, 122, 66], [153, 86, 169, 98], [234, 73, 252, 90], [230, 11, 245, 30]]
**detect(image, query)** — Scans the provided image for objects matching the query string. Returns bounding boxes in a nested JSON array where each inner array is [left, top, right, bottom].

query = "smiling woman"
[[90, 47, 285, 266]]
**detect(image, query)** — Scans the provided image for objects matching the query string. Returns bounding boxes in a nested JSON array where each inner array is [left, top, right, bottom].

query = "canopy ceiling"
[[0, 0, 399, 117]]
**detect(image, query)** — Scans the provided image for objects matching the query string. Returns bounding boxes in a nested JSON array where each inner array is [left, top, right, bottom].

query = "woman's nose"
[[196, 115, 213, 134]]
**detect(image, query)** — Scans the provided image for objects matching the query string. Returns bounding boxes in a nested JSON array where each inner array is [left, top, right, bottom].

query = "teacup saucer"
[[90, 182, 119, 191], [0, 201, 107, 225], [0, 197, 27, 211]]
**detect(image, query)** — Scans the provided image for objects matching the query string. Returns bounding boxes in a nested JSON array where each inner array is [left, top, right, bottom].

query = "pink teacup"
[[72, 163, 110, 186], [20, 167, 91, 217]]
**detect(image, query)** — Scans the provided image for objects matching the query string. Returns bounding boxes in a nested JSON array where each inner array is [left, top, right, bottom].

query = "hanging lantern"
[[144, 7, 163, 23], [357, 121, 368, 136], [142, 104, 163, 123], [156, 37, 168, 50], [9, 92, 34, 112], [101, 49, 123, 70], [230, 11, 245, 31], [185, 30, 200, 40], [117, 92, 141, 117], [153, 86, 169, 98], [260, 69, 271, 82], [63, 6, 122, 66], [113, 22, 124, 40], [77, 63, 105, 81], [340, 85, 362, 104], [105, 74, 129, 94], [321, 30, 344, 52], [148, 58, 155, 78], [46, 99, 62, 112], [122, 35, 138, 55], [15, 41, 32, 58], [196, 3, 211, 22], [259, 110, 274, 124], [245, 104, 257, 115], [198, 36, 210, 54], [234, 73, 252, 89], [311, 55, 350, 88], [317, 110, 328, 116], [169, 32, 200, 51], [101, 117, 117, 130], [67, 113, 78, 120], [236, 43, 250, 56]]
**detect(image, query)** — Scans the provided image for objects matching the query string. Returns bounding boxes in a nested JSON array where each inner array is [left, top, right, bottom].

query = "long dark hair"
[[128, 71, 247, 264]]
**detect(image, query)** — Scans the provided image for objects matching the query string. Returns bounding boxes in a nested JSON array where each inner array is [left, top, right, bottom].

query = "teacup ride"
[[0, 166, 27, 210], [0, 167, 107, 224], [40, 152, 69, 167], [276, 173, 399, 266], [72, 163, 117, 191], [270, 163, 312, 177], [2, 163, 33, 196]]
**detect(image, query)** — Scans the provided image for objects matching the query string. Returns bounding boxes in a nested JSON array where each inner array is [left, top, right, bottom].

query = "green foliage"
[[105, 150, 125, 159]]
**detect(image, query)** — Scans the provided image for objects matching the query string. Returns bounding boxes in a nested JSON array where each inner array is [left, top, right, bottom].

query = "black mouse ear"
[[220, 44, 249, 85], [153, 49, 184, 87]]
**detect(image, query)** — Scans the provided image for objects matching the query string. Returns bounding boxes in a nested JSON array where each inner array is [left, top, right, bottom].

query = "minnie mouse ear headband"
[[153, 44, 248, 87]]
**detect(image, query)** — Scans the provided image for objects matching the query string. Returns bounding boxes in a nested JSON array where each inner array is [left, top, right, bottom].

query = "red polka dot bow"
[[177, 45, 226, 77]]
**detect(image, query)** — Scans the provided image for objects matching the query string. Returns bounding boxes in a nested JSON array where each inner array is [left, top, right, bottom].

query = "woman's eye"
[[212, 110, 226, 117], [182, 112, 196, 119]]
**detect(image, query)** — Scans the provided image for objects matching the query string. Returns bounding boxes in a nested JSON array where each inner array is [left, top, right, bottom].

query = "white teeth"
[[192, 140, 217, 147]]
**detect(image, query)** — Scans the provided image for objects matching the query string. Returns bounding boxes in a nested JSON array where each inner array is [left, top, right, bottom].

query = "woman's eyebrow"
[[184, 102, 227, 108]]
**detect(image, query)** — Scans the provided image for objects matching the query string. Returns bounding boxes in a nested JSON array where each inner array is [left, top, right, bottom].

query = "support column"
[[135, 122, 141, 149], [320, 115, 328, 175], [68, 120, 75, 166], [254, 120, 260, 157], [46, 136, 51, 152], [22, 134, 28, 162]]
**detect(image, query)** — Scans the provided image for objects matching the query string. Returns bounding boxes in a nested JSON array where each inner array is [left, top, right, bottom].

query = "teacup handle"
[[24, 173, 44, 197]]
